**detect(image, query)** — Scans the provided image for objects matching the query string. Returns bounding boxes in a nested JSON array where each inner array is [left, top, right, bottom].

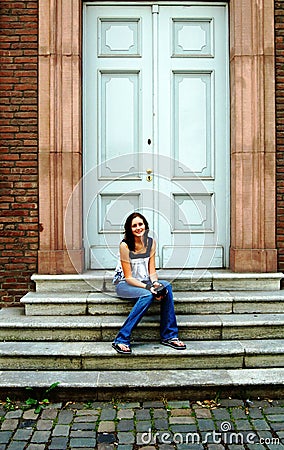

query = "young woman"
[[112, 212, 186, 354]]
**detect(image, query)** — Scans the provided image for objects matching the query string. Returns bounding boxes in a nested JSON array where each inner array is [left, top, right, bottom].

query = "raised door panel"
[[173, 72, 213, 178], [98, 72, 140, 178]]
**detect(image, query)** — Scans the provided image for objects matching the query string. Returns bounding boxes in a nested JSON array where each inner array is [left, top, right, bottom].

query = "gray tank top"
[[113, 237, 153, 284], [127, 237, 153, 282]]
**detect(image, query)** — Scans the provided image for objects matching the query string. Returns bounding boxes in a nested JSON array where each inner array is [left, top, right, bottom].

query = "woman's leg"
[[114, 281, 154, 345], [158, 281, 179, 341]]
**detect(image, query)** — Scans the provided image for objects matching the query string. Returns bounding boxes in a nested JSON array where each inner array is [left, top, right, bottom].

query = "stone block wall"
[[276, 1, 284, 273], [0, 1, 38, 305]]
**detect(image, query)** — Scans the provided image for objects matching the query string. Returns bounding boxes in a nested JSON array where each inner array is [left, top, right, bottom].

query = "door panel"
[[157, 5, 229, 268], [84, 5, 154, 269], [83, 3, 229, 270]]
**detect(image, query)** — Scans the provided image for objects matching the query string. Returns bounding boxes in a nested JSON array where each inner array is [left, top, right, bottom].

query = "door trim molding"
[[229, 0, 277, 272], [38, 0, 277, 273]]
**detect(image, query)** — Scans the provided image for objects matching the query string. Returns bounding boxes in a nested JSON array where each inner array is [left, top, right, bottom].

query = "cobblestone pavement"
[[0, 397, 283, 450]]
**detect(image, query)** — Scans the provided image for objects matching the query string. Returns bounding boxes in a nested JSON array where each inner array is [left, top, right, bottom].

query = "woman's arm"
[[148, 239, 159, 284], [148, 239, 164, 299], [120, 242, 149, 289]]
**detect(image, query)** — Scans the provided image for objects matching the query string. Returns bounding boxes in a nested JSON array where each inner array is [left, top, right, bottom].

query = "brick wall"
[[0, 2, 284, 305], [0, 1, 38, 305], [276, 1, 284, 273]]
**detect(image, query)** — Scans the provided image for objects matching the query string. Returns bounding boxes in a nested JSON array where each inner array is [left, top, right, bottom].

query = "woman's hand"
[[150, 282, 164, 300]]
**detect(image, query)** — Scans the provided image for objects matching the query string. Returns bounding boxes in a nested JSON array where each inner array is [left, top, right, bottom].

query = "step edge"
[[0, 368, 284, 388], [0, 340, 284, 357]]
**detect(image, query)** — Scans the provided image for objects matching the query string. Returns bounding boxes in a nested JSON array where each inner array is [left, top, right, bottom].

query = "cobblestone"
[[195, 408, 213, 419], [26, 444, 45, 450], [40, 409, 58, 420], [36, 420, 54, 431], [71, 430, 96, 439], [117, 409, 134, 419], [100, 409, 117, 421], [31, 431, 51, 443], [71, 422, 96, 431], [135, 420, 152, 431], [117, 403, 140, 409], [98, 421, 116, 433], [135, 409, 151, 420], [247, 408, 263, 419], [57, 410, 73, 424], [197, 418, 216, 431], [231, 408, 248, 420], [169, 416, 195, 424], [0, 419, 19, 430], [117, 431, 135, 444], [170, 408, 193, 417], [52, 424, 70, 436], [251, 419, 271, 430], [117, 420, 135, 432], [70, 437, 97, 447], [154, 418, 169, 430], [76, 409, 99, 416], [13, 428, 33, 441], [23, 410, 39, 421], [48, 436, 68, 449], [97, 432, 116, 444], [234, 419, 253, 431], [212, 409, 231, 421], [266, 414, 284, 422], [0, 398, 281, 448], [153, 409, 168, 418], [98, 445, 115, 450], [7, 441, 26, 450], [0, 431, 13, 444], [5, 411, 23, 420], [73, 414, 97, 422]]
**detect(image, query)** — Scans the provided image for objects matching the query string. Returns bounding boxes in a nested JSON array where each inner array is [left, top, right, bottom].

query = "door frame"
[[38, 0, 277, 274]]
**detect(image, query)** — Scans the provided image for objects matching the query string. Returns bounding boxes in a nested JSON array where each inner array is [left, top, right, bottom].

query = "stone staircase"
[[0, 270, 284, 400]]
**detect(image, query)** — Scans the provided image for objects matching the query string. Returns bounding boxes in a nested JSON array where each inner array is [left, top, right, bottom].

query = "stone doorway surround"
[[38, 0, 277, 274]]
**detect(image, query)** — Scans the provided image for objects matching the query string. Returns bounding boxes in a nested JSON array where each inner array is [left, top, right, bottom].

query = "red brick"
[[0, 0, 38, 305]]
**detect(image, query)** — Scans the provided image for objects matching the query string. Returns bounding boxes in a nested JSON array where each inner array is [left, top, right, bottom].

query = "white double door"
[[83, 2, 229, 269]]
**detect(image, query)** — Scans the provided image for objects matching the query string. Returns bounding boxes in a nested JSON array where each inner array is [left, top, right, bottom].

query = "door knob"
[[146, 168, 153, 174]]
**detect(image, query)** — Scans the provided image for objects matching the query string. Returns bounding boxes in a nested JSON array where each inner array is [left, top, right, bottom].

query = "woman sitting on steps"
[[112, 212, 186, 355]]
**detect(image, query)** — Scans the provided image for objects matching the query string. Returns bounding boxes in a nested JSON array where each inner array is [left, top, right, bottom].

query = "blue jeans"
[[114, 280, 179, 345]]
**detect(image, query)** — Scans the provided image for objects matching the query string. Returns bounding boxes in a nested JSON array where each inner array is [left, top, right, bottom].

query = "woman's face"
[[131, 216, 146, 238]]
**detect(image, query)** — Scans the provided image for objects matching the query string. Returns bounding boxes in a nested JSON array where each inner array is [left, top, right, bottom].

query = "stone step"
[[1, 368, 284, 401], [21, 290, 284, 316], [0, 339, 283, 371], [1, 308, 284, 341], [31, 270, 284, 292]]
